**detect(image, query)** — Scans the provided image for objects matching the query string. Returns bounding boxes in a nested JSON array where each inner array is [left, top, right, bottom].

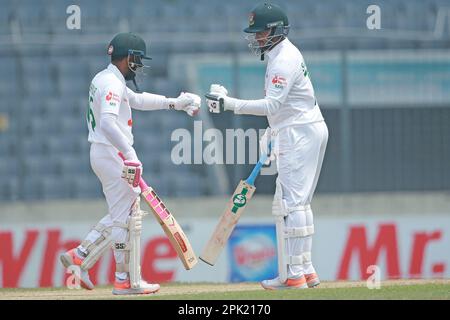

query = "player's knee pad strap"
[[289, 251, 311, 265], [285, 225, 314, 238], [80, 223, 112, 270], [286, 205, 308, 213]]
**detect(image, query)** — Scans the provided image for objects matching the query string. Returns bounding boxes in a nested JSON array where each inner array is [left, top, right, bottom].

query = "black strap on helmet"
[[132, 79, 142, 93]]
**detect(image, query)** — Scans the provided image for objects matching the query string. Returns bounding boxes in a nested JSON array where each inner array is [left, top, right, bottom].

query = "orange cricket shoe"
[[112, 279, 160, 295], [261, 275, 308, 290], [305, 273, 320, 288]]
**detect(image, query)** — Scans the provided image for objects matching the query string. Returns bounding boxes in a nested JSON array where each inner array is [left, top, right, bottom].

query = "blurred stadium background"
[[0, 0, 449, 288]]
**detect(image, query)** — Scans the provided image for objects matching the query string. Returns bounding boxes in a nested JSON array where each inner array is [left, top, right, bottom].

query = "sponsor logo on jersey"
[[105, 91, 121, 104], [271, 75, 287, 89]]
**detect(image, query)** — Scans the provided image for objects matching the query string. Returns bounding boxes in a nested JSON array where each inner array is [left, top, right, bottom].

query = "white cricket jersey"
[[264, 38, 324, 130], [87, 63, 134, 146]]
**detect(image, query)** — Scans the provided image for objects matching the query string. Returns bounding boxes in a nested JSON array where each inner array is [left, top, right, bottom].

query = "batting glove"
[[122, 159, 142, 188], [259, 127, 276, 165], [181, 92, 201, 116], [168, 92, 201, 116], [205, 84, 236, 113]]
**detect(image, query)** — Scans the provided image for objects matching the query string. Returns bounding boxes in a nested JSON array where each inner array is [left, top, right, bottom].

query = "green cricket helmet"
[[107, 32, 151, 82], [243, 3, 290, 58]]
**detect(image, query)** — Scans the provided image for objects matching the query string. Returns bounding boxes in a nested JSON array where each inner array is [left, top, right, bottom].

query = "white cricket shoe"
[[261, 275, 308, 290], [112, 278, 160, 295]]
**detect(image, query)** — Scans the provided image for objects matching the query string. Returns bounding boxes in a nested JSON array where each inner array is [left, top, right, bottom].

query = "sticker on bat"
[[168, 216, 176, 227], [231, 187, 248, 213], [174, 232, 188, 253]]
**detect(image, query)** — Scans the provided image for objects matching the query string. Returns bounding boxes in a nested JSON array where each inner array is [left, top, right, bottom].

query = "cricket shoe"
[[60, 248, 94, 290], [305, 273, 320, 288], [261, 275, 308, 290], [112, 279, 160, 295]]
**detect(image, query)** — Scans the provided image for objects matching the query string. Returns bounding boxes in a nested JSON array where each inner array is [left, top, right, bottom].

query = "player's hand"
[[181, 92, 201, 116], [259, 127, 276, 165], [168, 92, 200, 116], [205, 84, 234, 113], [121, 159, 143, 188]]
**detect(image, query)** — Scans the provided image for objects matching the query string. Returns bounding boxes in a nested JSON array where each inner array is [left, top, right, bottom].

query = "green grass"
[[1, 282, 448, 300], [143, 284, 450, 300]]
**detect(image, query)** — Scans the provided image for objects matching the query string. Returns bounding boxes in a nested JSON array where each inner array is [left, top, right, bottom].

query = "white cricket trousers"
[[275, 120, 328, 278], [84, 143, 140, 278]]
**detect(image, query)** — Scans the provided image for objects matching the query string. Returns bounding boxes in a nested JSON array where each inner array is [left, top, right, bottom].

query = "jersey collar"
[[266, 38, 289, 61], [107, 63, 126, 85]]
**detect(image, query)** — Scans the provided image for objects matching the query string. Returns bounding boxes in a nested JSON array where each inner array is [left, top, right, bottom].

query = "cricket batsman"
[[60, 32, 200, 295], [206, 3, 328, 290]]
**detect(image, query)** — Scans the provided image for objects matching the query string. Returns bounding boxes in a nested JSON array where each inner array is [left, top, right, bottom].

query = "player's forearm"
[[228, 97, 281, 116], [129, 91, 170, 111], [100, 113, 137, 160]]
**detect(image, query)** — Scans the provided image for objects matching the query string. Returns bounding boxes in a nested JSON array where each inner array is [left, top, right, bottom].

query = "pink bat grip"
[[118, 152, 169, 220]]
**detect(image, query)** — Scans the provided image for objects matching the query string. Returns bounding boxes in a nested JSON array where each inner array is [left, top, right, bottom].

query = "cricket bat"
[[199, 146, 271, 266], [119, 153, 198, 270]]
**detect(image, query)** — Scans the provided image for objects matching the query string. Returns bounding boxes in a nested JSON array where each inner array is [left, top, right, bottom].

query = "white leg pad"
[[273, 178, 289, 282], [113, 221, 131, 274], [80, 223, 112, 270], [129, 210, 143, 288], [273, 179, 315, 282], [113, 198, 146, 289], [274, 216, 288, 282]]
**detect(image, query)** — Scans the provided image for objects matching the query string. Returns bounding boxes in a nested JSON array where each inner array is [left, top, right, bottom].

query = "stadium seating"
[[0, 0, 449, 201]]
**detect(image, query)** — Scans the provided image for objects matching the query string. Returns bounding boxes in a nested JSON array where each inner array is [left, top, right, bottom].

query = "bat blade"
[[200, 180, 255, 266], [118, 151, 197, 270], [141, 185, 198, 270]]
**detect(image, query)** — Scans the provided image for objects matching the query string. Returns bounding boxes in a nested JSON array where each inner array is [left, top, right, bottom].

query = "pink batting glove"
[[122, 160, 142, 188]]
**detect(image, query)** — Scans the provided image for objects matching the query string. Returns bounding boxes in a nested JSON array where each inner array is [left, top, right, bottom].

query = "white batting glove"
[[205, 84, 235, 113], [259, 127, 276, 165], [181, 92, 201, 116], [168, 92, 194, 114]]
